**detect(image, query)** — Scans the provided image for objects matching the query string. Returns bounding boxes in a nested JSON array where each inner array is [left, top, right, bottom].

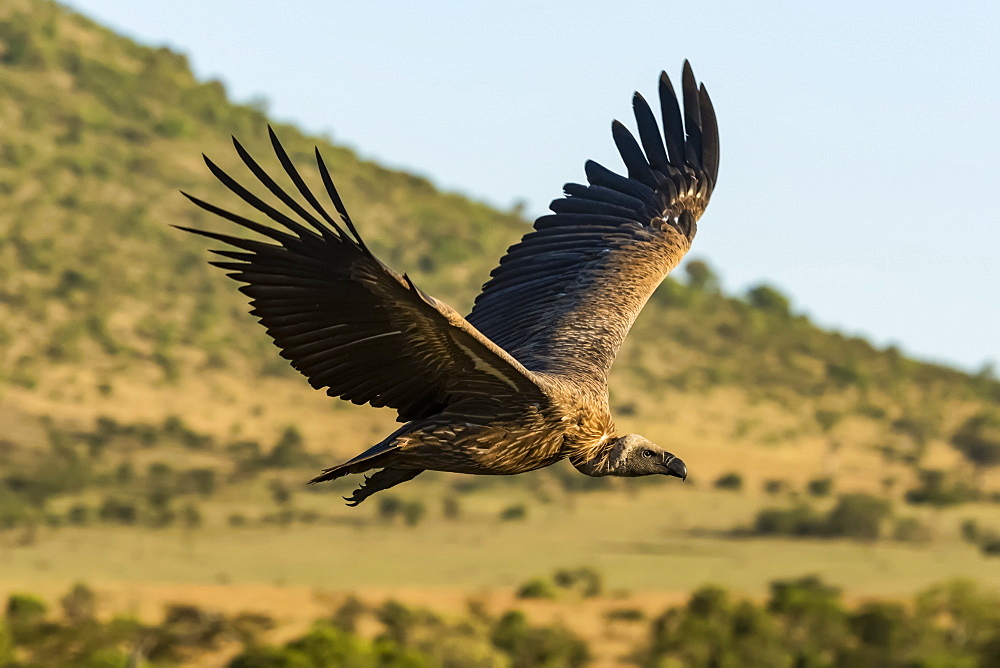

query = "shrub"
[[60, 583, 96, 625], [491, 610, 589, 667], [499, 504, 527, 521], [516, 578, 558, 600], [714, 472, 743, 491], [231, 612, 277, 646], [180, 503, 202, 529], [605, 607, 645, 622], [815, 410, 842, 433], [268, 480, 292, 507], [807, 477, 833, 497], [228, 645, 312, 668], [753, 504, 824, 536], [980, 534, 1000, 557], [66, 503, 91, 525], [377, 495, 403, 522], [286, 623, 373, 666], [331, 596, 366, 633], [0, 622, 11, 666], [265, 426, 317, 468], [82, 648, 130, 668], [746, 284, 791, 316], [763, 479, 787, 495], [952, 411, 1000, 469], [181, 468, 216, 496], [5, 593, 47, 642], [553, 567, 603, 598], [441, 496, 461, 520], [684, 259, 719, 292], [825, 494, 891, 540], [98, 497, 138, 525], [401, 501, 425, 527], [374, 600, 424, 646], [960, 518, 980, 543], [905, 470, 978, 506], [893, 517, 931, 543]]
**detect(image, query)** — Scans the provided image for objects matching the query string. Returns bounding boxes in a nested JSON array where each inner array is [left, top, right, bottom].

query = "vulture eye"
[[642, 450, 654, 458]]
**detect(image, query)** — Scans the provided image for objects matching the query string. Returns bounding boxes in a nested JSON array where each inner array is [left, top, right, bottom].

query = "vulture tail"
[[309, 422, 415, 484]]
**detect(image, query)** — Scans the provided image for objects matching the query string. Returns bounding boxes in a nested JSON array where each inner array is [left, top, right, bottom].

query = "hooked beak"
[[664, 455, 687, 481]]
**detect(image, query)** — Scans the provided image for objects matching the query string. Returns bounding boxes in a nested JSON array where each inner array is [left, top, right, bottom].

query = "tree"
[[268, 480, 292, 507], [952, 411, 1000, 470], [0, 620, 12, 665], [684, 259, 719, 292], [746, 284, 791, 316], [228, 646, 312, 668], [180, 503, 203, 529], [714, 472, 743, 491], [5, 593, 47, 643], [825, 494, 891, 540], [286, 623, 373, 666], [401, 501, 425, 527], [60, 583, 96, 625], [266, 426, 316, 468]]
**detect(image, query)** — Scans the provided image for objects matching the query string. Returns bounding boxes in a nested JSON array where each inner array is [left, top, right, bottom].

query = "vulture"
[[179, 62, 718, 505]]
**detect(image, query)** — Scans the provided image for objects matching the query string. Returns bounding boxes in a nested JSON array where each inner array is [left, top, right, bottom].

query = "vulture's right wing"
[[179, 129, 546, 423], [467, 63, 719, 387]]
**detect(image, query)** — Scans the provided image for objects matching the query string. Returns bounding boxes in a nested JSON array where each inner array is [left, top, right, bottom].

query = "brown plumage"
[[179, 63, 718, 505]]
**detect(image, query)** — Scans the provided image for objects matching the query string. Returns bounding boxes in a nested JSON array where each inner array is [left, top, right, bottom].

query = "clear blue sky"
[[64, 0, 1000, 373]]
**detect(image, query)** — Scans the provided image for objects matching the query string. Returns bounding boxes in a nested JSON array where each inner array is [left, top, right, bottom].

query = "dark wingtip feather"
[[611, 120, 657, 189], [680, 62, 703, 168], [698, 83, 720, 187], [313, 147, 371, 256], [658, 71, 684, 168], [179, 189, 206, 207], [632, 91, 669, 172], [267, 125, 283, 152]]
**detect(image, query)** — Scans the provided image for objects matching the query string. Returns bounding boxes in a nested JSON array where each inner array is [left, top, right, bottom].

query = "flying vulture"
[[179, 62, 718, 505]]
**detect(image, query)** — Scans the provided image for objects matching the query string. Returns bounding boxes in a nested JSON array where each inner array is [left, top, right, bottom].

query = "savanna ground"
[[4, 359, 1000, 667], [4, 417, 1000, 666]]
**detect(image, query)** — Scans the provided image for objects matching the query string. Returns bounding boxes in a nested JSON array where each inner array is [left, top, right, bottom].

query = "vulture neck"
[[569, 440, 619, 477]]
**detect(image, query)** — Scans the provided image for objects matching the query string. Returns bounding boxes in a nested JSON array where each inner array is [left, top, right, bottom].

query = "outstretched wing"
[[179, 128, 546, 422], [467, 62, 719, 386]]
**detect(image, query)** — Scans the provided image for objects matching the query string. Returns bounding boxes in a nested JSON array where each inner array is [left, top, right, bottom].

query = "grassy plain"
[[4, 484, 998, 596], [3, 484, 1000, 666]]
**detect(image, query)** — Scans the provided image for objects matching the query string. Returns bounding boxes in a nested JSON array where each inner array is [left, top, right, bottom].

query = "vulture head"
[[610, 434, 687, 479]]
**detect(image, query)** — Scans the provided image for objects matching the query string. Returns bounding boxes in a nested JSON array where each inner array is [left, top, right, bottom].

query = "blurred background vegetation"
[[2, 0, 1000, 665]]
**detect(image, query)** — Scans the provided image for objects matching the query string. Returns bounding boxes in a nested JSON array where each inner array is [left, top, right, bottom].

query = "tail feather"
[[309, 422, 416, 484]]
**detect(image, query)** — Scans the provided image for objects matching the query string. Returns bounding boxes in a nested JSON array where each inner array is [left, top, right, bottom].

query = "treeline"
[[5, 577, 1000, 666], [4, 410, 1000, 545], [0, 584, 589, 667], [0, 414, 322, 534], [639, 576, 1000, 667]]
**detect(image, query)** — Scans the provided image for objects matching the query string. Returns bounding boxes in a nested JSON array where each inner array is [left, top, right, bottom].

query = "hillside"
[[6, 3, 1000, 666], [1, 0, 999, 499]]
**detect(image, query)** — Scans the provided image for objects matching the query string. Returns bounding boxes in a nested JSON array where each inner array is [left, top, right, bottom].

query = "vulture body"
[[180, 63, 718, 505]]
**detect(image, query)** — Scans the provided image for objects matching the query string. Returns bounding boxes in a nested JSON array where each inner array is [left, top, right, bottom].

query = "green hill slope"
[[1, 0, 998, 497]]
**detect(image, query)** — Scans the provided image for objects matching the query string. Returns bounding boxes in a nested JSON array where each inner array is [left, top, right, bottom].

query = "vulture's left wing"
[[467, 62, 719, 386], [179, 129, 546, 423]]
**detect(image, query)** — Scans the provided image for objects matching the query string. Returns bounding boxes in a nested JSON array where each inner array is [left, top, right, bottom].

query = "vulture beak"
[[664, 455, 687, 481]]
